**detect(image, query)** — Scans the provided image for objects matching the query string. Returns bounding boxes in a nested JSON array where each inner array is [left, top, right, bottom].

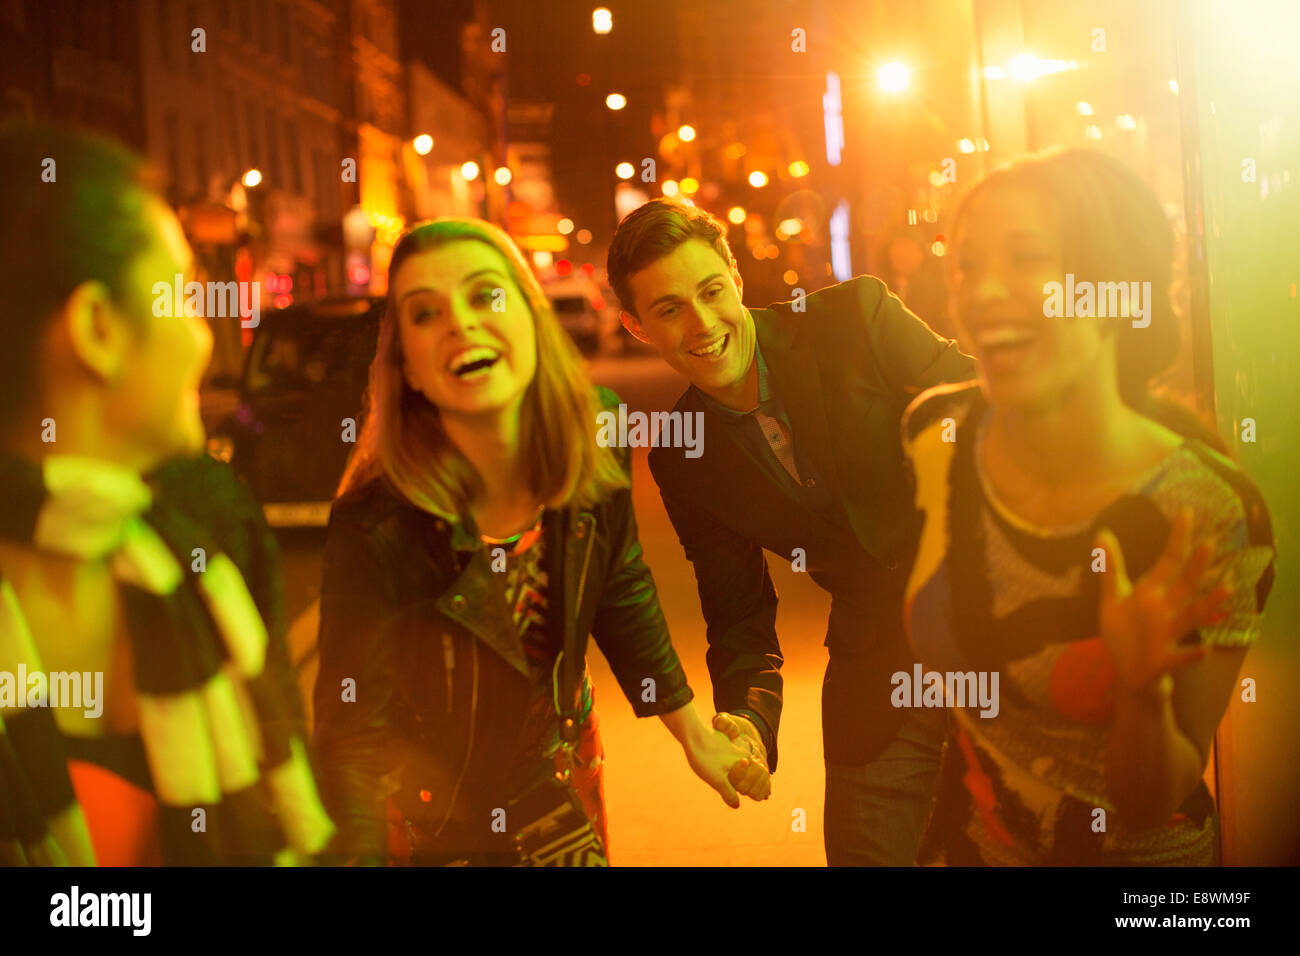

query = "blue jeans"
[[824, 705, 946, 866]]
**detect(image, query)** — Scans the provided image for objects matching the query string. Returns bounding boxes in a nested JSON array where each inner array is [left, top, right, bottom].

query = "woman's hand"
[[660, 704, 771, 807], [1094, 508, 1232, 694], [684, 727, 758, 809]]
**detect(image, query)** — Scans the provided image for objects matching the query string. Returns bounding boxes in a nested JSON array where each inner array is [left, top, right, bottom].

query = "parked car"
[[206, 297, 383, 528], [545, 277, 622, 355]]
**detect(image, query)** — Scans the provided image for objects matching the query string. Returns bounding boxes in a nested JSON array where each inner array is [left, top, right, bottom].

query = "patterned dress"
[[902, 383, 1275, 865]]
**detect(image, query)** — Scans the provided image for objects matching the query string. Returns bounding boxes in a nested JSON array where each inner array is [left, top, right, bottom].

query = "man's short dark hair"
[[0, 119, 162, 420], [606, 198, 739, 317]]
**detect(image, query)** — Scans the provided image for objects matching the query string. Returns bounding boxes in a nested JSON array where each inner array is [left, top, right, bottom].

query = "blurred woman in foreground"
[[902, 147, 1275, 865]]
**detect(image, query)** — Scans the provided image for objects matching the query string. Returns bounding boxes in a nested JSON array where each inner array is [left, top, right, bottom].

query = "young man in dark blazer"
[[607, 198, 976, 865]]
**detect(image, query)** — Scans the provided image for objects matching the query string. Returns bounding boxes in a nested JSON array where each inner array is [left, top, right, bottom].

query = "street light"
[[748, 170, 768, 188], [678, 124, 696, 142], [606, 93, 627, 110], [877, 62, 910, 93], [557, 218, 574, 235], [413, 134, 434, 155], [242, 168, 263, 188], [727, 206, 747, 224], [1008, 54, 1074, 82], [592, 8, 612, 34], [460, 161, 480, 181], [615, 162, 635, 179], [494, 166, 512, 185]]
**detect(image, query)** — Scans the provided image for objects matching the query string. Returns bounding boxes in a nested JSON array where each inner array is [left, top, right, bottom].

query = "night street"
[[3, 0, 1296, 902]]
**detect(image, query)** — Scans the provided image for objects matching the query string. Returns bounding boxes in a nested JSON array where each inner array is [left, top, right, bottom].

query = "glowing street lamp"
[[788, 160, 810, 178], [242, 168, 263, 188], [678, 124, 696, 142], [616, 162, 635, 179], [557, 218, 575, 235], [748, 170, 768, 188], [592, 8, 612, 34], [494, 166, 513, 185], [460, 161, 480, 181], [877, 62, 910, 93], [1008, 54, 1073, 82], [413, 134, 434, 155], [727, 206, 747, 224], [605, 93, 627, 110]]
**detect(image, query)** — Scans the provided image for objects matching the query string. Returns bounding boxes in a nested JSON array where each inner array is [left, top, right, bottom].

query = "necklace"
[[478, 504, 545, 546], [480, 507, 545, 629]]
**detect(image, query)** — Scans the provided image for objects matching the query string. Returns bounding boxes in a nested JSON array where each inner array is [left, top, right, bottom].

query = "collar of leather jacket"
[[354, 478, 596, 727]]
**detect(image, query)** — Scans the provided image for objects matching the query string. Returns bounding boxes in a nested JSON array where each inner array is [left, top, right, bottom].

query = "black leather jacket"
[[311, 394, 693, 863]]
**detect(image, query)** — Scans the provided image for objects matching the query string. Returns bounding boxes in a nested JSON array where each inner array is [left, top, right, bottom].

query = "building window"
[[246, 101, 260, 171], [266, 109, 281, 187], [285, 120, 302, 195], [227, 91, 242, 174], [188, 3, 201, 76], [277, 2, 292, 64], [159, 0, 174, 65], [164, 112, 183, 196], [195, 119, 210, 198]]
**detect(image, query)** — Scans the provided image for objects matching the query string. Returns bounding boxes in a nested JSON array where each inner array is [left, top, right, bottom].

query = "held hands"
[[682, 712, 772, 809], [1094, 508, 1233, 695], [713, 713, 772, 802]]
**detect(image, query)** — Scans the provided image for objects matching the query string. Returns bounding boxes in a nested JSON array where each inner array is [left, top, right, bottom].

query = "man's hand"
[[713, 713, 772, 801]]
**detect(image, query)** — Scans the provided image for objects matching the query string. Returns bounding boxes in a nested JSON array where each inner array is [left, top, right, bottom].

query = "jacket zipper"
[[566, 513, 597, 722], [573, 513, 596, 625], [442, 632, 455, 712]]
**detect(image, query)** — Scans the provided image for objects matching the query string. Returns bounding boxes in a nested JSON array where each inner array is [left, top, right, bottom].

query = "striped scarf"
[[0, 453, 334, 865]]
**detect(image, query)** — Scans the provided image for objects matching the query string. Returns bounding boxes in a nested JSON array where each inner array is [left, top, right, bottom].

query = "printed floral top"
[[901, 383, 1275, 865]]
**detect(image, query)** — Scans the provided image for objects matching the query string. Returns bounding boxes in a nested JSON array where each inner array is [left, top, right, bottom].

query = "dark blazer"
[[648, 276, 976, 770], [312, 387, 693, 863]]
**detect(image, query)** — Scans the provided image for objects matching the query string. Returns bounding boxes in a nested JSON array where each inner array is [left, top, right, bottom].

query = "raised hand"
[[1093, 508, 1232, 694]]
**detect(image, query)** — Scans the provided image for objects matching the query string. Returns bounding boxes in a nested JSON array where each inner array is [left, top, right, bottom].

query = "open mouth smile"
[[687, 333, 729, 360], [447, 345, 502, 378], [972, 324, 1038, 369]]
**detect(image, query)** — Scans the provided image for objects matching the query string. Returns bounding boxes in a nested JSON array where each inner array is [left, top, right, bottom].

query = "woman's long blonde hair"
[[337, 218, 628, 517]]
